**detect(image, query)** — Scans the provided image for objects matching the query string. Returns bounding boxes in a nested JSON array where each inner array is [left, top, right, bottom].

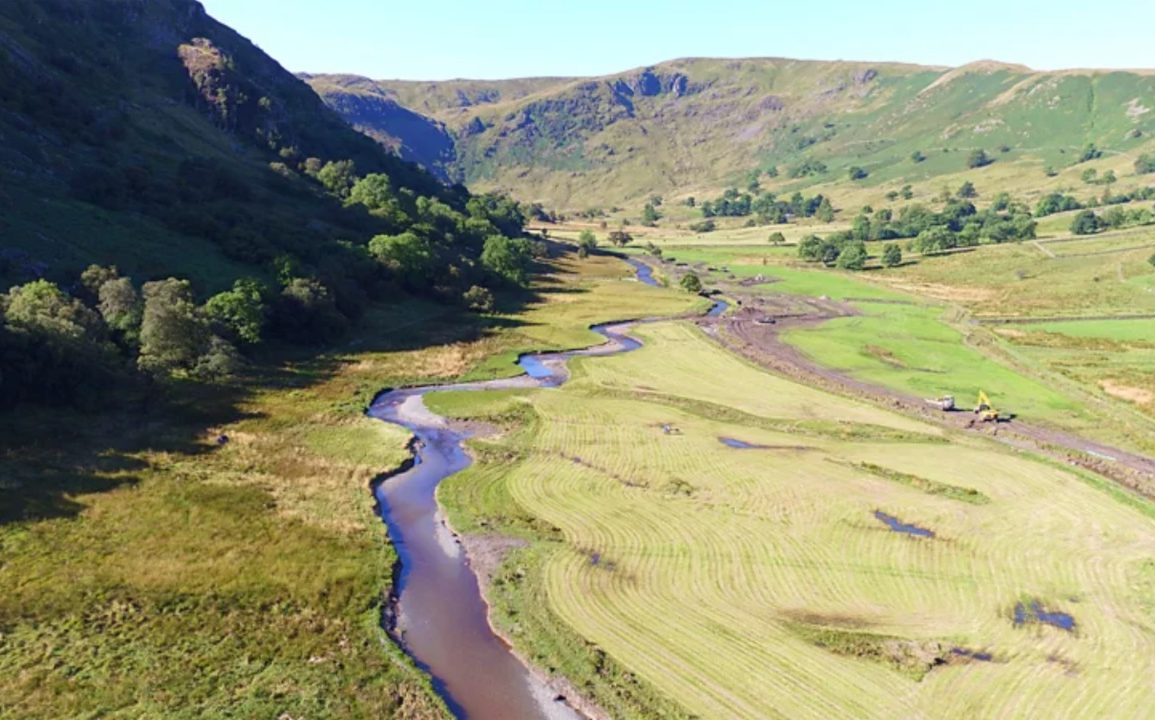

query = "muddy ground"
[[694, 292, 1155, 499]]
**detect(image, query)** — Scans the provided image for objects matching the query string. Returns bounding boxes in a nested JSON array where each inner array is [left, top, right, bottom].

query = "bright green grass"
[[784, 303, 1088, 423]]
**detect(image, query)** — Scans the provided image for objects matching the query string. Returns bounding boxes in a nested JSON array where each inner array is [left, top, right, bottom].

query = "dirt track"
[[698, 295, 1155, 500]]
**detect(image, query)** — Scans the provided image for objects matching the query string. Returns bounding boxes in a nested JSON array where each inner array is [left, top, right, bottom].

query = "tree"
[[97, 277, 142, 339], [851, 214, 871, 241], [316, 160, 357, 198], [882, 243, 902, 267], [900, 185, 914, 200], [911, 151, 926, 163], [462, 285, 495, 312], [679, 272, 702, 294], [768, 231, 786, 245], [79, 264, 120, 302], [797, 235, 825, 262], [577, 230, 597, 258], [1148, 253, 1155, 268], [274, 278, 348, 345], [138, 279, 211, 375], [836, 242, 868, 271], [815, 197, 835, 223], [348, 173, 404, 221], [1081, 168, 1098, 184], [1070, 210, 1102, 235], [1135, 154, 1155, 175], [1078, 143, 1102, 163], [481, 235, 534, 286], [848, 166, 868, 180], [966, 149, 992, 169], [369, 232, 436, 288], [608, 230, 633, 247], [956, 181, 977, 199], [205, 278, 267, 345], [641, 203, 660, 226]]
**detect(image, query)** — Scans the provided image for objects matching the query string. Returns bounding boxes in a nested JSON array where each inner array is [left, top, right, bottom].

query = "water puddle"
[[1014, 600, 1076, 632], [719, 437, 762, 449], [873, 510, 935, 538]]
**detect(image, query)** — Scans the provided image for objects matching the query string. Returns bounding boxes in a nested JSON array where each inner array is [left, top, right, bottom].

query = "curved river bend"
[[368, 259, 723, 719]]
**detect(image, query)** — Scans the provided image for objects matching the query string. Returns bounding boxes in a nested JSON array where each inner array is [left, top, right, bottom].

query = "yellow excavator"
[[974, 390, 1000, 422]]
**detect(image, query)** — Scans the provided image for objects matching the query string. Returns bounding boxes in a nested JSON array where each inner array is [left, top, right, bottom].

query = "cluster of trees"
[[797, 235, 902, 271], [699, 188, 835, 224], [1070, 206, 1155, 235], [1034, 187, 1155, 217]]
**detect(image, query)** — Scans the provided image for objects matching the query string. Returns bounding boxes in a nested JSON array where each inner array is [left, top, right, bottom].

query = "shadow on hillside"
[[0, 247, 590, 526]]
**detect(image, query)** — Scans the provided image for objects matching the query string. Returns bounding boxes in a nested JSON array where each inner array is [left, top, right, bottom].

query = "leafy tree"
[[688, 220, 716, 233], [138, 279, 211, 375], [641, 203, 661, 226], [1102, 169, 1117, 185], [274, 278, 348, 345], [684, 196, 696, 208], [1135, 154, 1155, 175], [347, 173, 405, 222], [481, 235, 534, 286], [956, 181, 977, 199], [797, 235, 828, 262], [1044, 165, 1058, 177], [966, 149, 992, 168], [1035, 192, 1082, 217], [1078, 143, 1103, 163], [836, 242, 868, 271], [97, 277, 142, 340], [1070, 210, 1102, 235], [768, 231, 786, 245], [911, 150, 926, 163], [369, 232, 436, 288], [900, 185, 914, 200], [991, 192, 1012, 211], [882, 243, 902, 267], [912, 226, 957, 254], [205, 278, 267, 345], [79, 264, 120, 302], [316, 160, 357, 198], [1148, 253, 1155, 268], [815, 197, 836, 222], [851, 214, 871, 241], [765, 165, 779, 178], [608, 230, 633, 247], [679, 272, 702, 294], [577, 230, 597, 258], [462, 285, 495, 312], [1081, 168, 1098, 184], [848, 166, 868, 181]]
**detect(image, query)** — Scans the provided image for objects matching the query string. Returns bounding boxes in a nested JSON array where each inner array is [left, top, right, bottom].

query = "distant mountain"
[[307, 58, 1155, 209]]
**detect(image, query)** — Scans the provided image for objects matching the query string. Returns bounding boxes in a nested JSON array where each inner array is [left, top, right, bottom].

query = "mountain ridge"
[[307, 56, 1155, 209]]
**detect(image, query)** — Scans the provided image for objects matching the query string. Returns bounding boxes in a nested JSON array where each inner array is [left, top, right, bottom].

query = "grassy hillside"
[[308, 58, 1155, 210]]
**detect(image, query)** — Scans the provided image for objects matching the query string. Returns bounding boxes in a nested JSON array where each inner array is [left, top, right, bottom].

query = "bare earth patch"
[[1099, 379, 1154, 405]]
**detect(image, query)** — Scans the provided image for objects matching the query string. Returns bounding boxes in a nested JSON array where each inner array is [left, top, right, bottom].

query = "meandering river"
[[368, 258, 721, 719]]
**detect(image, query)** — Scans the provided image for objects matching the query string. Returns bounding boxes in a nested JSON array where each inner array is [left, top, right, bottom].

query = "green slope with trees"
[[307, 59, 1155, 211]]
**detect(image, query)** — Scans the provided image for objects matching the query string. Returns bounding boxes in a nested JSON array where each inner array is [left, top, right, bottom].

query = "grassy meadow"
[[430, 320, 1155, 719], [0, 250, 696, 719]]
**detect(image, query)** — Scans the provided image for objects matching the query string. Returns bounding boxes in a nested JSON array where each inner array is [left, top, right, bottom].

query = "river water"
[[368, 257, 721, 719]]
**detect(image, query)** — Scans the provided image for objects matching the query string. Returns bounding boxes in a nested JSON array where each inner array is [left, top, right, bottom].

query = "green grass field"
[[432, 320, 1155, 719]]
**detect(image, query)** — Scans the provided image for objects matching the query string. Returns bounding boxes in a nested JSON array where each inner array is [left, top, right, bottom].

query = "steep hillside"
[[0, 0, 443, 292], [309, 58, 1155, 209]]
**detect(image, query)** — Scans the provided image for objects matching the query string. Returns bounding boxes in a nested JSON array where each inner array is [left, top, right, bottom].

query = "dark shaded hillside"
[[301, 73, 457, 181], [0, 0, 442, 291], [309, 59, 1155, 209]]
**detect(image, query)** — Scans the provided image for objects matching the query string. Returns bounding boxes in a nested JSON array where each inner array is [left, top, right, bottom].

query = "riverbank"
[[0, 251, 692, 718]]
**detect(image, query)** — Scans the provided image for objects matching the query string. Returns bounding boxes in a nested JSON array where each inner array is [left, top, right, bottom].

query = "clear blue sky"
[[202, 0, 1155, 80]]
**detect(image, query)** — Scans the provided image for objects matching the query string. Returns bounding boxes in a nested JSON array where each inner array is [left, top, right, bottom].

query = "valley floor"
[[5, 246, 1155, 719]]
